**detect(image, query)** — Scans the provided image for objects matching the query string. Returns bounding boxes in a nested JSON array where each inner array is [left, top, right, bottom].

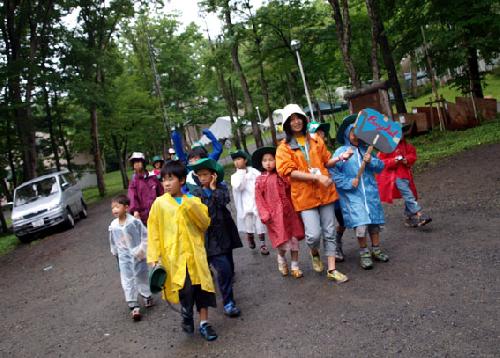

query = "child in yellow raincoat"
[[147, 160, 218, 341]]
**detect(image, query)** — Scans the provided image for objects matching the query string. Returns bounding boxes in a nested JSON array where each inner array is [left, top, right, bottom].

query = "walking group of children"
[[107, 105, 431, 341]]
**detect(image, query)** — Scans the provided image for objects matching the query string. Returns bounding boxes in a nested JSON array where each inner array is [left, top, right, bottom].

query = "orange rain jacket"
[[276, 134, 338, 212]]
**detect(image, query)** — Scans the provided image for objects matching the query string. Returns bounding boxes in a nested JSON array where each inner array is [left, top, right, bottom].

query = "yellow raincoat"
[[147, 193, 215, 304]]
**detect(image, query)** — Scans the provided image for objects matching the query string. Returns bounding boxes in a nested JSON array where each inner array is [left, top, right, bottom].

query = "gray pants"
[[300, 203, 336, 256]]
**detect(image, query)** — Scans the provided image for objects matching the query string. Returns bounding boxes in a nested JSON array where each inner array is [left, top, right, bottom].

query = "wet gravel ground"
[[0, 143, 499, 358]]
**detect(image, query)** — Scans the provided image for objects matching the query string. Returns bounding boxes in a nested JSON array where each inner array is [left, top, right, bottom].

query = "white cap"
[[168, 148, 175, 154], [281, 104, 307, 127], [128, 152, 145, 162]]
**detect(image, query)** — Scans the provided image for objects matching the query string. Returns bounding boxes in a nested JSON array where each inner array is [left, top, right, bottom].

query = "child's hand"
[[363, 153, 371, 163], [401, 158, 408, 165], [352, 178, 359, 188], [210, 173, 217, 190], [133, 211, 141, 220], [149, 261, 158, 268], [342, 147, 354, 160], [316, 175, 332, 188]]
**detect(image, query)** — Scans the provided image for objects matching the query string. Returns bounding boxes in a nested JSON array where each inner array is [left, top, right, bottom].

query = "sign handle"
[[355, 134, 379, 181]]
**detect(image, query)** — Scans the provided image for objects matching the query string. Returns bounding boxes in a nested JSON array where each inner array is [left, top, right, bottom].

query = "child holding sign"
[[331, 119, 389, 270]]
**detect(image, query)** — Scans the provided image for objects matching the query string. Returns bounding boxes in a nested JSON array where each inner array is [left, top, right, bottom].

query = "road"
[[0, 144, 499, 357]]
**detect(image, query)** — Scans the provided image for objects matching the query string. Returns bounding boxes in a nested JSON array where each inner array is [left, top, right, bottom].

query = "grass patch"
[[82, 170, 130, 205], [406, 73, 500, 109], [0, 233, 19, 256], [410, 118, 500, 170]]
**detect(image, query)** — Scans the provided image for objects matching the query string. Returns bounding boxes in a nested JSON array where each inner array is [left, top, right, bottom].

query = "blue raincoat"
[[330, 124, 385, 228]]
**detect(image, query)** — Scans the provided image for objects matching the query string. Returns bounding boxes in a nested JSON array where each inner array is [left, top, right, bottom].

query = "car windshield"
[[14, 177, 59, 206]]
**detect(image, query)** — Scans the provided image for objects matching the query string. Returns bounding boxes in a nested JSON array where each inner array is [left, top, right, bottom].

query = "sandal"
[[260, 244, 270, 255], [278, 262, 289, 276]]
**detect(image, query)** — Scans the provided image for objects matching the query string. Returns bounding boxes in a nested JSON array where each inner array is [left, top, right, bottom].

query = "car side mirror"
[[61, 182, 70, 191]]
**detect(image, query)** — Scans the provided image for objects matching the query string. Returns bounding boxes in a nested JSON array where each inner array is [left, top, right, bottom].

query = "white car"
[[11, 170, 88, 243]]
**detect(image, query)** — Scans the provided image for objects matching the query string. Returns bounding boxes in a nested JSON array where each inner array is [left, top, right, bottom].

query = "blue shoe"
[[199, 322, 217, 341], [223, 301, 241, 317]]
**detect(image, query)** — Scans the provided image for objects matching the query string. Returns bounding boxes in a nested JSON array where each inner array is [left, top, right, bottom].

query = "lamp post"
[[255, 106, 262, 124], [291, 39, 315, 121]]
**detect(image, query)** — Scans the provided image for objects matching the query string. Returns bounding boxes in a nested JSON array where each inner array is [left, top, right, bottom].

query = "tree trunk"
[[5, 116, 17, 188], [222, 1, 263, 147], [328, 0, 362, 89], [52, 92, 72, 171], [111, 134, 129, 189], [90, 103, 106, 197], [0, 178, 12, 203], [370, 24, 380, 81], [43, 87, 61, 171], [467, 47, 483, 98], [365, 0, 407, 113], [410, 54, 418, 97], [0, 205, 8, 234]]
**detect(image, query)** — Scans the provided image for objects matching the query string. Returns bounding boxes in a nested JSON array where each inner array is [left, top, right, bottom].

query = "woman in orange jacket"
[[276, 104, 352, 283]]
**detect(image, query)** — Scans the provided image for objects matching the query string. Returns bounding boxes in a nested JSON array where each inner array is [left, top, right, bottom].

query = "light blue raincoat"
[[330, 124, 385, 228]]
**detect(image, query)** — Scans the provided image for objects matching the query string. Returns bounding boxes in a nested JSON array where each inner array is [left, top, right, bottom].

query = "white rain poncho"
[[230, 167, 266, 235], [109, 214, 151, 307]]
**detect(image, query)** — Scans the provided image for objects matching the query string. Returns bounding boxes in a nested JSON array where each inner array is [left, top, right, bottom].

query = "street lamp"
[[255, 106, 262, 124], [291, 39, 315, 121]]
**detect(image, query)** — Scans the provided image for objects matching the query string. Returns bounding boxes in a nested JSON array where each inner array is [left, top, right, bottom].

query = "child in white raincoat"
[[230, 150, 269, 255], [109, 194, 153, 321]]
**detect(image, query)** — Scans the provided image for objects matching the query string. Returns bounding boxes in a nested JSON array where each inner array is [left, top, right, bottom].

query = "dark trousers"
[[209, 254, 234, 306], [179, 269, 216, 322]]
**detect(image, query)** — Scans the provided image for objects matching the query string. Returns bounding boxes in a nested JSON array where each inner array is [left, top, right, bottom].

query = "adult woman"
[[276, 104, 352, 283]]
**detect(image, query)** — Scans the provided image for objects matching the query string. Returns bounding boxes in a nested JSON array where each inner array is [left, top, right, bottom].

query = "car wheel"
[[80, 199, 88, 219], [65, 208, 75, 229], [16, 234, 32, 243]]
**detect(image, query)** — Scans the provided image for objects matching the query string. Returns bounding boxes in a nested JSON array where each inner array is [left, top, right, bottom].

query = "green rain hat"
[[230, 150, 251, 163], [187, 158, 225, 183], [149, 265, 167, 294], [336, 114, 357, 145], [151, 155, 164, 164], [307, 121, 331, 135], [251, 146, 276, 172]]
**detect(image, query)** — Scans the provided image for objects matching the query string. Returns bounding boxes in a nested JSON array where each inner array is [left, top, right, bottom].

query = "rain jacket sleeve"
[[146, 201, 161, 264], [405, 143, 417, 166], [127, 178, 139, 215], [231, 169, 247, 192], [367, 154, 384, 173], [172, 130, 187, 164], [179, 197, 211, 233], [331, 149, 356, 191], [378, 152, 399, 169], [108, 226, 117, 256], [255, 177, 272, 224], [276, 143, 299, 178], [203, 129, 223, 161], [132, 219, 148, 261]]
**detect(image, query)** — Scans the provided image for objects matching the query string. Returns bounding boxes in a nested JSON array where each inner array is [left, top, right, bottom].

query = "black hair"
[[187, 147, 208, 161], [283, 114, 308, 143], [111, 194, 130, 206], [161, 160, 187, 180]]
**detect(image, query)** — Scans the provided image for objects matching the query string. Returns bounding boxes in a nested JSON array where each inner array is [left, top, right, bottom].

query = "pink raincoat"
[[128, 173, 164, 225], [255, 171, 305, 248]]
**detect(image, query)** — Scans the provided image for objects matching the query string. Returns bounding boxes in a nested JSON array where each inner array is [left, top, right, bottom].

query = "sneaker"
[[144, 296, 154, 308], [223, 302, 241, 318], [260, 244, 270, 255], [181, 317, 194, 334], [131, 306, 141, 321], [278, 262, 289, 276], [372, 249, 389, 262], [417, 213, 432, 227], [310, 253, 324, 273], [405, 215, 420, 228], [360, 251, 374, 270], [290, 268, 304, 279], [199, 322, 218, 341], [247, 236, 256, 249], [335, 232, 345, 262], [327, 269, 349, 283]]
